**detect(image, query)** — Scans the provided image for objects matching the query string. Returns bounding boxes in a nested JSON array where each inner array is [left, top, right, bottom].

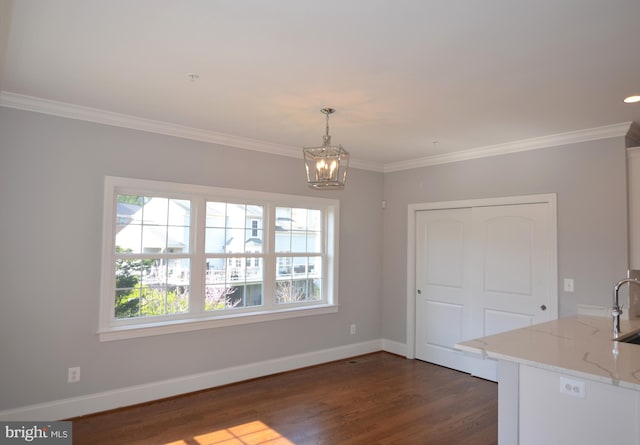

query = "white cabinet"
[[626, 147, 640, 318], [518, 365, 640, 445], [627, 147, 640, 269]]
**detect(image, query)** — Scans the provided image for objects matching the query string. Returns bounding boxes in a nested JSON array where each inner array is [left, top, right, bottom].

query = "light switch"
[[563, 278, 574, 292]]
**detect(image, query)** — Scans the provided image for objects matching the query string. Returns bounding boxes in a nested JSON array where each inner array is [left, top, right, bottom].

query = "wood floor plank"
[[70, 352, 497, 444]]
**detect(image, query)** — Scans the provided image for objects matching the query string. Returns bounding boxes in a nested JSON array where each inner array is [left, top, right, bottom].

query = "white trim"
[[497, 360, 520, 444], [577, 304, 612, 318], [385, 122, 633, 173], [380, 339, 407, 357], [0, 91, 632, 173], [627, 146, 640, 158], [0, 340, 385, 421], [577, 303, 633, 320], [406, 194, 559, 359], [99, 176, 340, 341], [627, 122, 640, 147], [99, 305, 339, 341], [0, 91, 382, 172]]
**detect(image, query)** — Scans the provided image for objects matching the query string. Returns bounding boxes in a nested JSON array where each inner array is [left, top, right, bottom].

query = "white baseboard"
[[380, 338, 407, 357], [577, 304, 632, 319], [0, 338, 406, 421], [578, 304, 611, 318]]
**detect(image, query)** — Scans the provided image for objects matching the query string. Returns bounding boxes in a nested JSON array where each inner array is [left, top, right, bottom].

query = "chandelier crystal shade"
[[303, 108, 349, 189]]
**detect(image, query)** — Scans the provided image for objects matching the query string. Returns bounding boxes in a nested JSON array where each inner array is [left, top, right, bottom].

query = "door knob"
[[540, 304, 547, 311], [417, 289, 422, 294]]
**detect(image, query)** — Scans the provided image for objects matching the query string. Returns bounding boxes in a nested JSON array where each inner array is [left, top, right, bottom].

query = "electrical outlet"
[[560, 376, 585, 398], [350, 324, 356, 335], [68, 367, 80, 383]]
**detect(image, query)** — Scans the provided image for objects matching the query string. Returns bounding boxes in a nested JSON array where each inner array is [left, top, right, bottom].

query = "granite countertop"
[[455, 316, 640, 390]]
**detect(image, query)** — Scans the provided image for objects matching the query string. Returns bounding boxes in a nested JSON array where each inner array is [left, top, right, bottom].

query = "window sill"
[[98, 304, 339, 342]]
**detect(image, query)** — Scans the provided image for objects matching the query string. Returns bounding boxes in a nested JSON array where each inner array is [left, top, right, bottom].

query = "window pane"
[[277, 256, 292, 278], [116, 194, 145, 224], [275, 207, 321, 254], [116, 224, 142, 254], [246, 257, 263, 282], [226, 203, 245, 228], [206, 202, 226, 226], [116, 195, 145, 253], [290, 230, 308, 253], [114, 258, 190, 319], [226, 227, 246, 253], [168, 199, 191, 225], [114, 257, 144, 318], [308, 278, 322, 301], [205, 256, 264, 312], [274, 255, 322, 304], [275, 207, 292, 230], [292, 257, 308, 275], [308, 209, 321, 231], [142, 225, 167, 253], [167, 226, 190, 253], [275, 281, 304, 303], [205, 228, 226, 254], [291, 208, 308, 227], [246, 229, 263, 253], [206, 202, 264, 254], [246, 205, 263, 223], [274, 278, 321, 304], [306, 231, 321, 252], [275, 231, 291, 252], [142, 197, 169, 225], [205, 258, 226, 284], [205, 285, 239, 310], [275, 208, 292, 253], [244, 284, 263, 307], [309, 256, 321, 278], [117, 195, 192, 255]]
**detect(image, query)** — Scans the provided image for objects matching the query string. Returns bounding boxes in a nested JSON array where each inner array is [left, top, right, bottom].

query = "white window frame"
[[98, 176, 339, 341]]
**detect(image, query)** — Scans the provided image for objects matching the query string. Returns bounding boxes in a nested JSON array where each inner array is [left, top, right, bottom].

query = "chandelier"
[[303, 108, 350, 189]]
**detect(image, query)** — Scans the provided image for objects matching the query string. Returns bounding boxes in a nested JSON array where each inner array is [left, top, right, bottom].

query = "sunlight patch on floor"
[[163, 420, 295, 445]]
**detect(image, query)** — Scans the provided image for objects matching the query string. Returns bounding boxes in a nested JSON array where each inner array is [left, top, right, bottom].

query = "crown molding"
[[1, 91, 631, 174], [384, 122, 633, 173], [0, 91, 382, 171], [0, 91, 300, 155]]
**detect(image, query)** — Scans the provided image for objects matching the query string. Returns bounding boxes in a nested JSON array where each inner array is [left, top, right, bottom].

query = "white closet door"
[[415, 202, 556, 381], [415, 208, 473, 373], [469, 203, 554, 380]]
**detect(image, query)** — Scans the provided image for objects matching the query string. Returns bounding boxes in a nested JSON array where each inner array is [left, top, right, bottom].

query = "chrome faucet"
[[613, 278, 640, 338]]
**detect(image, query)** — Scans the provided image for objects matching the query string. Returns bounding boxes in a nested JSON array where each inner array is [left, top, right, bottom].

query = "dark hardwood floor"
[[70, 352, 497, 445]]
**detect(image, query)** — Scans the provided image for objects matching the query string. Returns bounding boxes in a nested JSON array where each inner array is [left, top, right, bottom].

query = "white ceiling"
[[1, 0, 640, 171]]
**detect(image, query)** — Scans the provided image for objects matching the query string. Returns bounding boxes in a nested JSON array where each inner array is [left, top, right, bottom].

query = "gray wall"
[[0, 106, 630, 412], [0, 108, 384, 410], [382, 137, 629, 343]]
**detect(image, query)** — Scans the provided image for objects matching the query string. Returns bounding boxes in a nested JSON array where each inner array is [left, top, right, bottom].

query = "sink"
[[616, 331, 640, 345]]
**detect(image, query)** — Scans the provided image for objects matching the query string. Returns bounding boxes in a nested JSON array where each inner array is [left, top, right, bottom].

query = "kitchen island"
[[456, 316, 640, 445]]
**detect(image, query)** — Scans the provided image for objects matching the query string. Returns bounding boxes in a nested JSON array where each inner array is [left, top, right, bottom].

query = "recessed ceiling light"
[[624, 95, 640, 103]]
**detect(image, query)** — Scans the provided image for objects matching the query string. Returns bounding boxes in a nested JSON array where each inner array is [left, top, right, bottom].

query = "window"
[[99, 177, 339, 341]]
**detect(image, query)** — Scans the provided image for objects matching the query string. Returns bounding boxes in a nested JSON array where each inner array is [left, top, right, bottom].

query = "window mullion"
[[189, 197, 206, 314], [263, 204, 276, 308]]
